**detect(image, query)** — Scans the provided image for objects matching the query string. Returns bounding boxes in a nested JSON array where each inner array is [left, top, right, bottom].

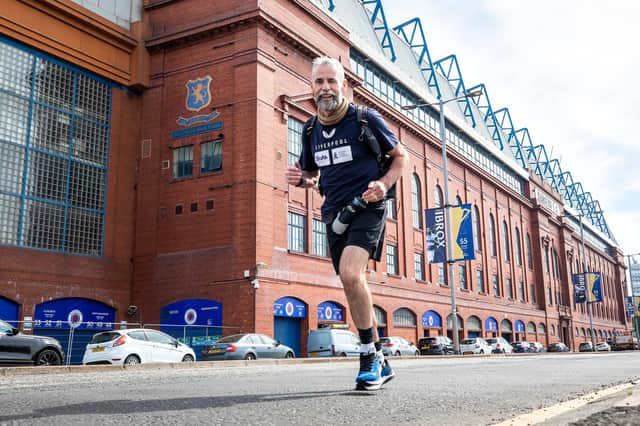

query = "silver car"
[[379, 336, 419, 356], [201, 334, 295, 361], [460, 337, 492, 355], [486, 337, 513, 354]]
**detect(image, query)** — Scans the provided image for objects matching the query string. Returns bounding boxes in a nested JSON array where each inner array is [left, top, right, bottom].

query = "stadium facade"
[[0, 0, 631, 360]]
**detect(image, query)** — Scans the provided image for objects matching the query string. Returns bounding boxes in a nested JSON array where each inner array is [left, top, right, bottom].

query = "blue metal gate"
[[274, 317, 301, 358], [0, 297, 19, 325]]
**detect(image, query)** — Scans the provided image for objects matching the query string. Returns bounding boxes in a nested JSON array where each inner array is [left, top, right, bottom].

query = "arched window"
[[393, 308, 417, 326], [411, 174, 422, 229], [489, 214, 496, 256], [515, 227, 522, 266], [526, 232, 533, 269], [502, 220, 510, 261], [434, 185, 443, 208], [473, 205, 481, 252]]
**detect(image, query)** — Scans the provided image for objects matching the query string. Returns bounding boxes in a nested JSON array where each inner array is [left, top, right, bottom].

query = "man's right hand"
[[285, 160, 303, 186]]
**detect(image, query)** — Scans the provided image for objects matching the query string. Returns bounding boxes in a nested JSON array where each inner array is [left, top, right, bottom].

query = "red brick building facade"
[[0, 0, 630, 357]]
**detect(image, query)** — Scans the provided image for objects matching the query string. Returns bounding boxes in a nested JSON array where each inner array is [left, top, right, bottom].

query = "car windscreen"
[[460, 339, 476, 345], [486, 339, 497, 344], [379, 338, 391, 344], [90, 332, 120, 344]]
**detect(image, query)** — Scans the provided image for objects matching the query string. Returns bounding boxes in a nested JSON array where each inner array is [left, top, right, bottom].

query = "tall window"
[[492, 274, 499, 296], [200, 139, 222, 173], [386, 244, 398, 275], [473, 205, 481, 252], [544, 247, 550, 273], [438, 264, 446, 285], [476, 270, 484, 293], [411, 174, 422, 228], [287, 117, 303, 166], [515, 227, 522, 266], [393, 308, 416, 326], [506, 278, 513, 299], [0, 39, 112, 255], [518, 280, 525, 302], [386, 198, 397, 220], [547, 286, 553, 305], [312, 219, 328, 257], [530, 284, 536, 304], [526, 233, 533, 269], [287, 212, 306, 253], [459, 264, 467, 289], [414, 252, 424, 281], [434, 185, 443, 208], [173, 145, 193, 178], [502, 220, 510, 261], [489, 214, 497, 256]]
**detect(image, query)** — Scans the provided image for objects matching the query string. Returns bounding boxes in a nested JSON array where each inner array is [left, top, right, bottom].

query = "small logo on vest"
[[322, 128, 336, 139]]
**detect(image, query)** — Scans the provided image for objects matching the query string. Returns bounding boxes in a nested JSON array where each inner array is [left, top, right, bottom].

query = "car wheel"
[[124, 355, 140, 365], [36, 349, 62, 366], [480, 350, 485, 355], [182, 354, 194, 362], [244, 353, 256, 360], [502, 349, 506, 354], [414, 350, 420, 356], [285, 352, 294, 359], [394, 351, 401, 357], [339, 352, 347, 357]]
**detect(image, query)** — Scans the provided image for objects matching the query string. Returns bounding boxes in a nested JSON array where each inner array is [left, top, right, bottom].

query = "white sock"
[[360, 342, 376, 354]]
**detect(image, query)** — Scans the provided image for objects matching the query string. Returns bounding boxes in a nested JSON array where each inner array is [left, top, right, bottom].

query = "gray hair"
[[311, 56, 345, 84]]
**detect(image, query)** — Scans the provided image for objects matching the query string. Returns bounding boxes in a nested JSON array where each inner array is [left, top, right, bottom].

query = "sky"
[[382, 1, 640, 259]]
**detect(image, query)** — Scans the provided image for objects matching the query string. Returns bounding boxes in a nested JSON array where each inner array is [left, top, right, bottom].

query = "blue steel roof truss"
[[361, 0, 397, 62], [494, 108, 525, 167], [434, 54, 475, 126], [467, 84, 504, 150], [393, 18, 441, 99]]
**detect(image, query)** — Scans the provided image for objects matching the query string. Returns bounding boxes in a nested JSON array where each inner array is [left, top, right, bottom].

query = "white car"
[[460, 337, 492, 355], [595, 342, 611, 352], [486, 337, 513, 354], [83, 328, 196, 365]]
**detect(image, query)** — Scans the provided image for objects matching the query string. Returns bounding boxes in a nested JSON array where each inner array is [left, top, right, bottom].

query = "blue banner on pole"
[[573, 274, 586, 303], [425, 207, 446, 263], [626, 296, 635, 318], [450, 204, 475, 261], [586, 272, 602, 302]]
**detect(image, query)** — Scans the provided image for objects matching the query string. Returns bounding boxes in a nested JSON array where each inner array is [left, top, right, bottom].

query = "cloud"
[[383, 0, 640, 251]]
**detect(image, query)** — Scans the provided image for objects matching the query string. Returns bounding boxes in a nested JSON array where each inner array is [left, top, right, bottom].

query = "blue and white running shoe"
[[380, 352, 396, 385], [355, 352, 383, 391]]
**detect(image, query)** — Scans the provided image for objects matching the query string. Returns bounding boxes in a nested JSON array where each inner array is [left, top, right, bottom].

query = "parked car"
[[379, 336, 419, 356], [418, 336, 454, 355], [547, 342, 570, 352], [201, 333, 294, 361], [0, 319, 64, 366], [486, 337, 513, 354], [595, 342, 611, 352], [459, 337, 491, 355], [511, 341, 532, 353], [307, 328, 360, 357], [82, 328, 195, 365], [529, 342, 546, 353], [579, 341, 594, 352]]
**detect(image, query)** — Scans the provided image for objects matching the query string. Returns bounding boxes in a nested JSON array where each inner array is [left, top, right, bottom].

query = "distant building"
[[0, 0, 630, 362]]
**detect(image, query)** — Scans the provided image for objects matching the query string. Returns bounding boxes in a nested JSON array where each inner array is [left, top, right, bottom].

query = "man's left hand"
[[362, 180, 387, 203]]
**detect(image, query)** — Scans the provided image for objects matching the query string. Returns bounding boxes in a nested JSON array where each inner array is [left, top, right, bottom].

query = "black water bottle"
[[331, 196, 367, 234]]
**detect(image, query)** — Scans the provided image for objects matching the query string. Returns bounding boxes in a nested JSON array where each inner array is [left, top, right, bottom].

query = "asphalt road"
[[1, 352, 639, 425]]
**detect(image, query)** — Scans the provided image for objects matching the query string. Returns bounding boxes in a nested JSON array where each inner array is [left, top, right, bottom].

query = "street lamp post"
[[402, 89, 481, 354], [625, 252, 640, 348]]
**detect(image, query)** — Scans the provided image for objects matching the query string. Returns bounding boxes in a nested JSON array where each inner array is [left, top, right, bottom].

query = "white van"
[[307, 328, 360, 357]]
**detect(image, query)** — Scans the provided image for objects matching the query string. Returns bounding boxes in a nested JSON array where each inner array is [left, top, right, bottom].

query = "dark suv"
[[0, 319, 64, 366], [418, 336, 454, 355]]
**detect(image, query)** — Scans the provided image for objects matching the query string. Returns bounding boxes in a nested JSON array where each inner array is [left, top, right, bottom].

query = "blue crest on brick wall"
[[185, 75, 212, 111]]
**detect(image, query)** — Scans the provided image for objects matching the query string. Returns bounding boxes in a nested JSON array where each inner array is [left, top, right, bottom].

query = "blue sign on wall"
[[626, 296, 635, 318], [485, 317, 498, 332], [160, 299, 222, 327], [318, 301, 344, 322], [515, 320, 525, 333], [34, 298, 115, 329], [421, 310, 442, 328], [573, 273, 586, 303], [274, 297, 307, 318], [425, 207, 446, 263]]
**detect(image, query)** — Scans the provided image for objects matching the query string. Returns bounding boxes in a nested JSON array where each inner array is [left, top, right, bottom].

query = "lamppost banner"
[[573, 274, 586, 303], [626, 296, 635, 318], [425, 207, 446, 264], [630, 261, 640, 296], [450, 204, 475, 261], [586, 272, 602, 302]]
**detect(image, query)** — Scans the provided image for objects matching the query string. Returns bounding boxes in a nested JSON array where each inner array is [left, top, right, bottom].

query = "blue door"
[[274, 317, 300, 357], [0, 297, 19, 325]]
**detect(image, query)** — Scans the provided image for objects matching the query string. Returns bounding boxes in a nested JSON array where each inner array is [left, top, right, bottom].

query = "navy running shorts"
[[326, 200, 387, 275]]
